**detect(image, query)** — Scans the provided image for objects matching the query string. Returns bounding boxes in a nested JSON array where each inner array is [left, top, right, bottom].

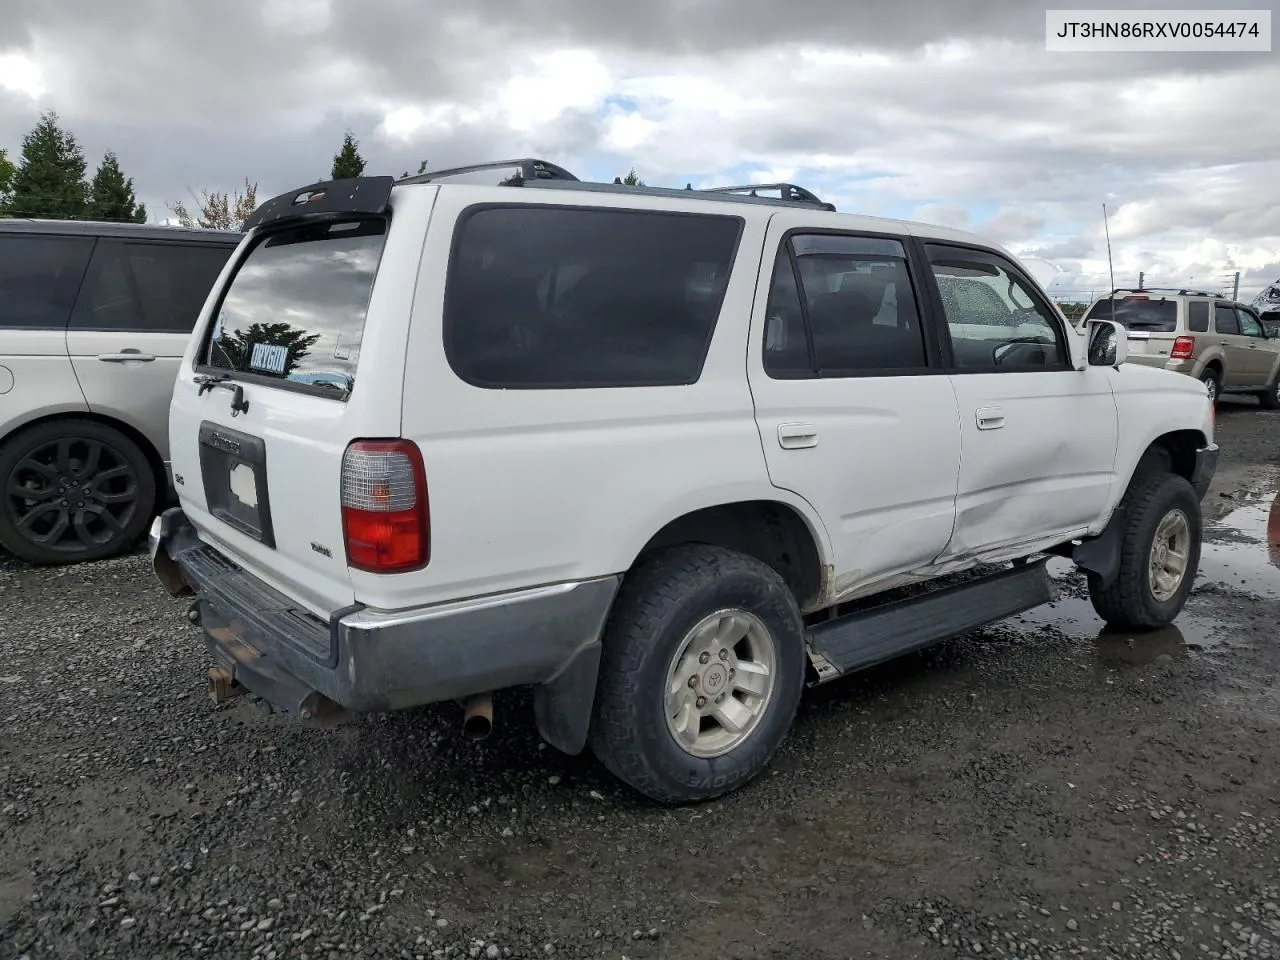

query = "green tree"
[[399, 159, 427, 178], [330, 132, 366, 180], [0, 148, 15, 210], [211, 321, 321, 377], [169, 179, 258, 231], [86, 151, 147, 223], [7, 111, 89, 220], [621, 167, 645, 186]]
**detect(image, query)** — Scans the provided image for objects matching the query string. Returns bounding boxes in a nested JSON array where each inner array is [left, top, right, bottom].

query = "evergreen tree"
[[622, 168, 644, 186], [330, 132, 366, 180], [0, 148, 15, 210], [87, 151, 147, 223], [7, 112, 89, 220]]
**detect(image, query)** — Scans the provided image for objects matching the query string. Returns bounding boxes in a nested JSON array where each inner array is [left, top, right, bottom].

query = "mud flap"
[[533, 639, 602, 755], [1072, 518, 1122, 587]]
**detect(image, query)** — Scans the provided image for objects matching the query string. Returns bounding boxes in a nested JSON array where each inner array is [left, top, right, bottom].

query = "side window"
[[444, 206, 742, 388], [124, 242, 235, 333], [926, 245, 1068, 370], [70, 241, 140, 331], [763, 233, 928, 377], [1186, 300, 1210, 333], [1214, 304, 1240, 335], [1237, 308, 1264, 338], [0, 234, 94, 330]]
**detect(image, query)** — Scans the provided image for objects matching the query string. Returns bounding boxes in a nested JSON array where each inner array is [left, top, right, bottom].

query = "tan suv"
[[1081, 288, 1280, 407], [0, 219, 241, 564]]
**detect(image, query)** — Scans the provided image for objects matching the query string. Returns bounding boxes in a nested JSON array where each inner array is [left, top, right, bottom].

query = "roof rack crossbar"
[[1110, 286, 1226, 298], [517, 179, 835, 211], [700, 182, 836, 211], [396, 158, 580, 186]]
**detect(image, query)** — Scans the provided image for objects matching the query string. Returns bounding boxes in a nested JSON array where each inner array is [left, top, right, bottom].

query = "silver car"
[[0, 219, 241, 564]]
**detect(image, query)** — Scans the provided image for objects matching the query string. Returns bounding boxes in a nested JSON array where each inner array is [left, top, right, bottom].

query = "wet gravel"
[[3, 399, 1280, 960]]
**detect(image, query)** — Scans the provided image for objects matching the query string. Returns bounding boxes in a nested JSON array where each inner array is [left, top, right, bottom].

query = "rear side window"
[[1187, 300, 1209, 333], [1214, 304, 1240, 335], [203, 219, 386, 398], [443, 206, 743, 388], [1085, 297, 1178, 332], [0, 234, 93, 330], [71, 241, 235, 333]]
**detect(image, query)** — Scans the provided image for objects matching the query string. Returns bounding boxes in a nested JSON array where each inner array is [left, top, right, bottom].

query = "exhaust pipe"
[[462, 693, 493, 741]]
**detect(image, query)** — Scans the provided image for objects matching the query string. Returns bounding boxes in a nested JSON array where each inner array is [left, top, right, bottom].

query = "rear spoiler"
[[242, 176, 395, 232]]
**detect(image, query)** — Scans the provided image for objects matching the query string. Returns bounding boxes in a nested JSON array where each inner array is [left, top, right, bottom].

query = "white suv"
[[150, 160, 1218, 804]]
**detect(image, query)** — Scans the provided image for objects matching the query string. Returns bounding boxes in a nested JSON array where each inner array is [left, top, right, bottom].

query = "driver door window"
[[925, 245, 1069, 371]]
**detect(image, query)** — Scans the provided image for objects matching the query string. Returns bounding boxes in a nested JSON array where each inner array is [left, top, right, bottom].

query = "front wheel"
[[1086, 472, 1201, 630], [589, 545, 806, 804]]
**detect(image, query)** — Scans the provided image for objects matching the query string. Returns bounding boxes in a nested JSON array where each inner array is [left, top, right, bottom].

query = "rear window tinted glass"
[[203, 219, 386, 398], [71, 241, 235, 333], [0, 234, 93, 329], [443, 206, 743, 388], [1085, 297, 1177, 332], [1187, 300, 1209, 332]]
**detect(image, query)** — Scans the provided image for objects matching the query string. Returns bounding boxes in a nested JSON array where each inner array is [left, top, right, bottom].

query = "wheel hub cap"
[[664, 609, 778, 759], [1148, 508, 1192, 602]]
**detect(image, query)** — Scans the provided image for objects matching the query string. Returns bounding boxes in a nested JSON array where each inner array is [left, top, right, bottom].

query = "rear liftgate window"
[[443, 206, 744, 388], [202, 219, 387, 398], [1085, 297, 1178, 332]]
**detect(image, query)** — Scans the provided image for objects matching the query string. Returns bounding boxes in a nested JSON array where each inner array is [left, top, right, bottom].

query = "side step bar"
[[806, 559, 1058, 682]]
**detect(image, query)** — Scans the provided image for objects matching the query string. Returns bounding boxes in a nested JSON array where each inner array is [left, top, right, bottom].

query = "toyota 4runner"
[[149, 160, 1218, 804]]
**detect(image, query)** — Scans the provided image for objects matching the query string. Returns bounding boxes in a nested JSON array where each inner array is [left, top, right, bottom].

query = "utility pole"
[[1233, 272, 1240, 301], [1138, 271, 1144, 291]]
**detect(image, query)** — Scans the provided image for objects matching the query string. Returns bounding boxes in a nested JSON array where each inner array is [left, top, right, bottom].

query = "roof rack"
[[1111, 286, 1225, 298], [699, 182, 836, 211], [393, 158, 836, 211], [396, 158, 580, 186]]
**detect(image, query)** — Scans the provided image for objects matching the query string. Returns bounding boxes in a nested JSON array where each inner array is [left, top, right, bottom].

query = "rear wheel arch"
[[0, 411, 169, 497], [631, 499, 830, 611]]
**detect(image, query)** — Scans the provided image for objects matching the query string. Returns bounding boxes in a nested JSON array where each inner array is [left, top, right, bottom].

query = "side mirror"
[[1086, 318, 1128, 368]]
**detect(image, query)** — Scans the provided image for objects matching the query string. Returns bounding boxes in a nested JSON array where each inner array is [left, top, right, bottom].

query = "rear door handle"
[[98, 351, 156, 363], [777, 422, 819, 449], [975, 406, 1005, 430]]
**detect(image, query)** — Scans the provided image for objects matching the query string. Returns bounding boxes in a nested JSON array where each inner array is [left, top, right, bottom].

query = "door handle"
[[975, 406, 1005, 430], [97, 351, 156, 363], [777, 422, 819, 449], [1220, 339, 1229, 346]]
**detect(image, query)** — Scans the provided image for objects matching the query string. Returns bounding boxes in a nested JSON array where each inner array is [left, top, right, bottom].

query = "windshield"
[[202, 218, 385, 398], [1084, 297, 1178, 332]]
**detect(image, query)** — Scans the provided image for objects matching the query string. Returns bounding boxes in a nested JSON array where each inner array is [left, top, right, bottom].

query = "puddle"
[[1198, 487, 1280, 599], [1009, 558, 1226, 659]]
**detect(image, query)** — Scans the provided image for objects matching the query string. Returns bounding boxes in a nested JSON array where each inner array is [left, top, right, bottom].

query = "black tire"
[[1259, 375, 1280, 410], [1200, 367, 1221, 405], [1086, 472, 1201, 630], [589, 544, 806, 805], [0, 419, 157, 565]]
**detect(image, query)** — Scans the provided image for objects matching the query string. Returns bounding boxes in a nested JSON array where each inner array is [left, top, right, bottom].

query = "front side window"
[[927, 245, 1068, 370], [443, 206, 742, 388], [202, 219, 386, 398], [1237, 308, 1264, 338], [762, 233, 928, 377]]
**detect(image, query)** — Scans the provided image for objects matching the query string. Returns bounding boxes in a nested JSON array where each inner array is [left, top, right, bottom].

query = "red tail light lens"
[[1170, 336, 1196, 360], [340, 439, 429, 573]]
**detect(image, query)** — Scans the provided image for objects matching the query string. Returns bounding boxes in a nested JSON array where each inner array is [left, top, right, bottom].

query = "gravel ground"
[[3, 399, 1280, 960]]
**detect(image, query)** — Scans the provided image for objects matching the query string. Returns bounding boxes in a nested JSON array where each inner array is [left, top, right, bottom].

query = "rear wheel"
[[1258, 375, 1280, 410], [1200, 368, 1221, 405], [1086, 472, 1201, 630], [0, 420, 157, 565], [589, 545, 806, 804]]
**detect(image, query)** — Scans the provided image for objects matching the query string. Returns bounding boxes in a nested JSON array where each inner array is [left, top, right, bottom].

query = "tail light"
[[1170, 336, 1196, 360], [340, 439, 429, 573]]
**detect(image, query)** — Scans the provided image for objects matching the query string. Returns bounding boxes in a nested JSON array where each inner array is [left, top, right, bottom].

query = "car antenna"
[[1103, 201, 1117, 325]]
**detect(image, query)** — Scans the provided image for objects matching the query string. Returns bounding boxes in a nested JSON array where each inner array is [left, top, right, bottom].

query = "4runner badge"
[[310, 542, 333, 558]]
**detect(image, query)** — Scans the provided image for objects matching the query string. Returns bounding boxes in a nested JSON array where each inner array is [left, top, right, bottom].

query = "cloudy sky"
[[1, 0, 1278, 301]]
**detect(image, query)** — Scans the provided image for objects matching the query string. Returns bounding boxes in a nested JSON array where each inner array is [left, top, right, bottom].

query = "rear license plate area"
[[198, 421, 276, 548]]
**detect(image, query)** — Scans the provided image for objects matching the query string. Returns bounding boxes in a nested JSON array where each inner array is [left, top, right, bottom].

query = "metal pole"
[[1233, 272, 1240, 301], [1138, 271, 1144, 290]]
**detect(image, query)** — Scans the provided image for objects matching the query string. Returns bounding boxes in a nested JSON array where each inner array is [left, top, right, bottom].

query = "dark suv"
[[0, 219, 242, 564]]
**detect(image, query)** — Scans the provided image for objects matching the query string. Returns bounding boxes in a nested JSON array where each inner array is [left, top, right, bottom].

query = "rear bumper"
[[1127, 355, 1198, 376], [149, 508, 618, 744], [1191, 442, 1219, 500]]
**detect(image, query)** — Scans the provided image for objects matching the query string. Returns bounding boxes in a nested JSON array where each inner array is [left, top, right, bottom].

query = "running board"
[[806, 559, 1058, 682]]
